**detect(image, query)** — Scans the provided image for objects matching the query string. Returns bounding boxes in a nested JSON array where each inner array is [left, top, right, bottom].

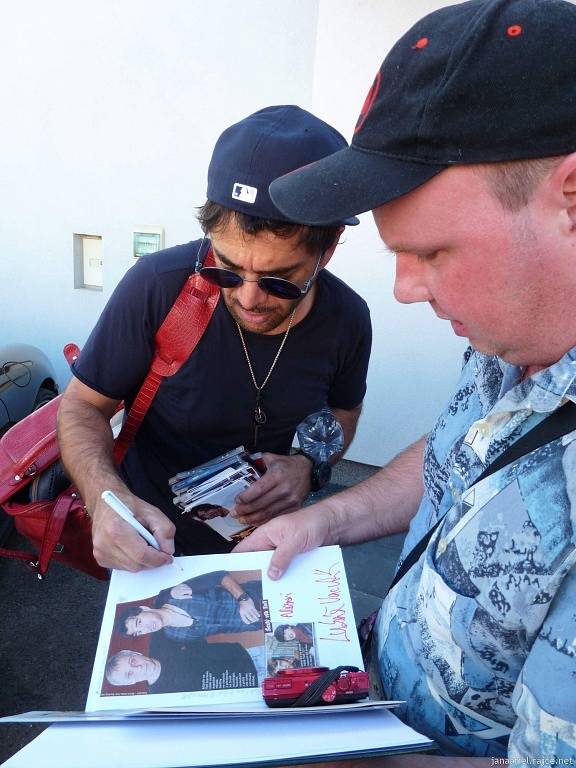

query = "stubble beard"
[[223, 293, 301, 334]]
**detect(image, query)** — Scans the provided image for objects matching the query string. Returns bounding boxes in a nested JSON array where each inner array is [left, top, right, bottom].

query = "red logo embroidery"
[[354, 70, 382, 135]]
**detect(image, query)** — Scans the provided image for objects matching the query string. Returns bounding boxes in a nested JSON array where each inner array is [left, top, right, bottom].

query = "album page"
[[86, 546, 363, 712]]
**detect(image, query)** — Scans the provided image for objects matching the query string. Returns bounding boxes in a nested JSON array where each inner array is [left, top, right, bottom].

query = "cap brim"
[[269, 145, 446, 226]]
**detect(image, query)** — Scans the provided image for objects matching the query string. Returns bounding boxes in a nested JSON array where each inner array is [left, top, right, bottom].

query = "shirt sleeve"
[[327, 301, 372, 411], [509, 562, 576, 759], [184, 570, 228, 592], [72, 255, 181, 400]]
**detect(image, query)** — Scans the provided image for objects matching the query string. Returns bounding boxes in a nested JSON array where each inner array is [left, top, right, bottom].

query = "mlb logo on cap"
[[232, 182, 258, 204], [207, 105, 358, 223]]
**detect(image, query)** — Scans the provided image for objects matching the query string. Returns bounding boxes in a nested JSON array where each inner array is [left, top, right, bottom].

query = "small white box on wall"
[[132, 226, 164, 259], [73, 233, 103, 290]]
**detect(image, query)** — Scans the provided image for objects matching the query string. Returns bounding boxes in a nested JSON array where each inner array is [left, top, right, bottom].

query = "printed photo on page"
[[85, 547, 363, 712], [179, 465, 259, 542], [169, 448, 265, 542]]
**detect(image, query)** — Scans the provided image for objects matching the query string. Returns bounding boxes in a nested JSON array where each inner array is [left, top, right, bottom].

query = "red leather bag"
[[0, 268, 219, 579]]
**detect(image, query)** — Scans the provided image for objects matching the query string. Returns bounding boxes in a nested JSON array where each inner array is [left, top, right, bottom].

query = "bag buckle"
[[26, 560, 43, 580], [13, 463, 38, 483]]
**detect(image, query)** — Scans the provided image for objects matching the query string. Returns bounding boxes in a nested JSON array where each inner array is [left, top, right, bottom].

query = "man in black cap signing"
[[57, 105, 371, 570], [238, 0, 576, 759]]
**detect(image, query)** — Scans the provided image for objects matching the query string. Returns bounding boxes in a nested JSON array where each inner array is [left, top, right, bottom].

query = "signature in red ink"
[[314, 562, 342, 604], [318, 604, 351, 642], [279, 592, 294, 618], [314, 563, 351, 641]]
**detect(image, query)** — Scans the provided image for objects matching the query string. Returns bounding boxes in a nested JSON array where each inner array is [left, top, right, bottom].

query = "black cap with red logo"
[[269, 0, 576, 224]]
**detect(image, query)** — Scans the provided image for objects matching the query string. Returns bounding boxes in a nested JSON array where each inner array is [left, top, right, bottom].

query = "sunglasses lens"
[[259, 278, 302, 300], [199, 268, 243, 289], [200, 266, 303, 299]]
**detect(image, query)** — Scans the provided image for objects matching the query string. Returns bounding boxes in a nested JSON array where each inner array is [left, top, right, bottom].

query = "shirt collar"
[[478, 346, 576, 417]]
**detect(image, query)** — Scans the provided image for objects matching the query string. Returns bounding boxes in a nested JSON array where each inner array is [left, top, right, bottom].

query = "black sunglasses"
[[195, 239, 323, 300]]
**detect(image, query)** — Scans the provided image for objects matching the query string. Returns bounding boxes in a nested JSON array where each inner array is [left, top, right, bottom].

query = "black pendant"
[[254, 405, 267, 425], [254, 390, 267, 426]]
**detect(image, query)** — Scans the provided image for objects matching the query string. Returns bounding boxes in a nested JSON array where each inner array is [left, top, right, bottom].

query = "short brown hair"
[[479, 156, 563, 212], [197, 200, 341, 256]]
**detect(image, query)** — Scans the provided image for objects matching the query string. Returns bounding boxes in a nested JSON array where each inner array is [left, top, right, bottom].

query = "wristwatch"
[[295, 450, 332, 492], [294, 408, 343, 492], [237, 592, 251, 602]]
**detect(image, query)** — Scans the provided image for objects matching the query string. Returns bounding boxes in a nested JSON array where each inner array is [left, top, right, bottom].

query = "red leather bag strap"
[[0, 491, 76, 575], [35, 491, 78, 575], [0, 544, 36, 566], [113, 255, 219, 462]]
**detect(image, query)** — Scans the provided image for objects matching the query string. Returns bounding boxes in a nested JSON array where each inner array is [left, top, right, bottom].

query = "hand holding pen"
[[101, 491, 162, 550], [89, 488, 176, 572]]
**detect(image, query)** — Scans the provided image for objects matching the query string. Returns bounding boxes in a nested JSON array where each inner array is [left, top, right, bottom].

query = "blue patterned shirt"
[[376, 347, 576, 759]]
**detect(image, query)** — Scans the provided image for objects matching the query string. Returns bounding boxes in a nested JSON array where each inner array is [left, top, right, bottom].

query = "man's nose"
[[393, 253, 433, 304], [234, 278, 268, 309]]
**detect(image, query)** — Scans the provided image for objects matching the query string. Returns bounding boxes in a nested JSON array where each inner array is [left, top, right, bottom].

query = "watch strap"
[[294, 449, 314, 465], [293, 449, 331, 492]]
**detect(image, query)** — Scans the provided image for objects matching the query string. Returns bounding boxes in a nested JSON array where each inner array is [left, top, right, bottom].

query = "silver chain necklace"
[[236, 308, 296, 447]]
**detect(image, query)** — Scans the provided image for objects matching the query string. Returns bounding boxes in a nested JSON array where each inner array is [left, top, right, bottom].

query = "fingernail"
[[268, 566, 282, 580]]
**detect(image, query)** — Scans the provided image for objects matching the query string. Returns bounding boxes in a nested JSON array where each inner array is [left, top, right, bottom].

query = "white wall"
[[311, 0, 466, 465], [0, 0, 480, 468], [0, 0, 319, 387]]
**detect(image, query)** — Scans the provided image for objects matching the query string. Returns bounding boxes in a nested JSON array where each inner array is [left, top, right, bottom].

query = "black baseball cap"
[[269, 0, 576, 225], [207, 105, 359, 226]]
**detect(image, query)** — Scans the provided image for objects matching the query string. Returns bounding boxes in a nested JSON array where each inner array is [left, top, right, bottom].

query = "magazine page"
[[86, 546, 363, 712]]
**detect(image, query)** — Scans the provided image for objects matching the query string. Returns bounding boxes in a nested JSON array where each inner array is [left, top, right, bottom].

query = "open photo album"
[[85, 546, 364, 712]]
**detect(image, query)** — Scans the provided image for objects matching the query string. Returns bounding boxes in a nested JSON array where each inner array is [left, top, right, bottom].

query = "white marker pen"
[[101, 490, 160, 550]]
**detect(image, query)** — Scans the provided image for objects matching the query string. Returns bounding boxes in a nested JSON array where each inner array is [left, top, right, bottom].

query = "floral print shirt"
[[376, 347, 576, 759]]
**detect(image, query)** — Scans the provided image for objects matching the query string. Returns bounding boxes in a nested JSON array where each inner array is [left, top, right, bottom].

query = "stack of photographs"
[[169, 447, 266, 543]]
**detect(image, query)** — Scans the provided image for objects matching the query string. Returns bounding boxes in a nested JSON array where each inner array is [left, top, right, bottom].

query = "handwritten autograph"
[[314, 563, 351, 642]]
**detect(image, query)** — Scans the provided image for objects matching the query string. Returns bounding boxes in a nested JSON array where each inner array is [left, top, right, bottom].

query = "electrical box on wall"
[[132, 226, 164, 259], [73, 234, 103, 290]]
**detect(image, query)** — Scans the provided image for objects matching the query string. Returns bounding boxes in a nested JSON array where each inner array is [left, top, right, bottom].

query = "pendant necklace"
[[236, 308, 296, 448]]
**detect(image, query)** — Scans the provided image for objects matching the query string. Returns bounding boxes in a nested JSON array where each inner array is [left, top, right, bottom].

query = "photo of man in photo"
[[104, 639, 258, 694], [116, 570, 263, 642], [266, 655, 302, 677], [273, 623, 313, 645], [266, 621, 316, 671], [187, 503, 230, 522]]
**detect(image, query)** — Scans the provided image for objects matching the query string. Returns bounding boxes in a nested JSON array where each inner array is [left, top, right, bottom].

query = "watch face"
[[312, 462, 332, 491]]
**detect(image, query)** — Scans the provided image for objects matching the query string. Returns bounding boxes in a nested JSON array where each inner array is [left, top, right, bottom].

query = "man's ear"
[[547, 153, 576, 231], [320, 226, 345, 269]]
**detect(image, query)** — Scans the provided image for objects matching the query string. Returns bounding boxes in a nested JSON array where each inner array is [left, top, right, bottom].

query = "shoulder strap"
[[387, 400, 576, 593], [113, 257, 219, 462]]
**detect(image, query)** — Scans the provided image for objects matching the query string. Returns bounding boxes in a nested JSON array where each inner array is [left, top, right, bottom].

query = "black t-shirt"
[[73, 240, 371, 547], [148, 637, 258, 693]]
